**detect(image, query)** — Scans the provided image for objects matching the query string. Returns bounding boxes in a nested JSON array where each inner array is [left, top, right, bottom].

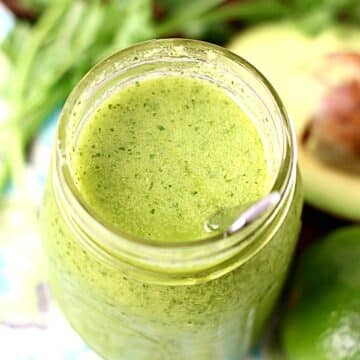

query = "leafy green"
[[0, 0, 154, 193], [155, 0, 360, 38], [180, 0, 289, 39], [288, 0, 360, 33], [155, 0, 224, 36], [22, 0, 49, 12]]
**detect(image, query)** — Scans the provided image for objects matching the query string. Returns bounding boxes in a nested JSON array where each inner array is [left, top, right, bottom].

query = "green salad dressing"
[[40, 72, 302, 360], [72, 76, 269, 241]]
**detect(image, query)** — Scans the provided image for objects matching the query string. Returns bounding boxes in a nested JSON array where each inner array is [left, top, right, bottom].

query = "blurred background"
[[0, 0, 359, 359]]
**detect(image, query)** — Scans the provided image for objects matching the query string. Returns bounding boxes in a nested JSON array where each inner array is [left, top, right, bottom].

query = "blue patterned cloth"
[[0, 111, 100, 360]]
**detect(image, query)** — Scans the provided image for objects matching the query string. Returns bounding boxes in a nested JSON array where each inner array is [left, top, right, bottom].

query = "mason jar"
[[40, 39, 303, 360]]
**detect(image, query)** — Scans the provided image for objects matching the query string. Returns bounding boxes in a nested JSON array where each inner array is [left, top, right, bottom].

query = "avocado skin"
[[281, 227, 360, 360]]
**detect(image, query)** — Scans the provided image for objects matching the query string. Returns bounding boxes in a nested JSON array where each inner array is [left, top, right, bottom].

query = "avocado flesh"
[[228, 22, 360, 220], [280, 226, 360, 360]]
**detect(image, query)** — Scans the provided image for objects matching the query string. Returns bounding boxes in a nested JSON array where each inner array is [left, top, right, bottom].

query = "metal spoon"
[[205, 192, 281, 236]]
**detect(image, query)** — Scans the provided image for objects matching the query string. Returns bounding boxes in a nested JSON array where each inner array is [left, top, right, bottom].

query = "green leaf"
[[290, 0, 360, 31], [22, 0, 49, 12], [0, 0, 154, 194], [155, 0, 223, 36], [196, 0, 289, 29], [98, 0, 154, 59], [296, 8, 334, 34], [1, 22, 32, 64]]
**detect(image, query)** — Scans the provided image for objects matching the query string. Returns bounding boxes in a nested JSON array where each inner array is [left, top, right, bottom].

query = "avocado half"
[[228, 22, 360, 220]]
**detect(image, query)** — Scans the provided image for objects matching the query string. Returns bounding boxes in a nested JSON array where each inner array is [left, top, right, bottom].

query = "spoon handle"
[[227, 192, 281, 235]]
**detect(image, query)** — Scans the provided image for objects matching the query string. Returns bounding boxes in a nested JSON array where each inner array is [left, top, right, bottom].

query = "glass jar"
[[40, 39, 303, 360]]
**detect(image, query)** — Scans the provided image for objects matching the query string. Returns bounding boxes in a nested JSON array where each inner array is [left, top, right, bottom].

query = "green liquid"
[[40, 74, 303, 359], [72, 76, 269, 241]]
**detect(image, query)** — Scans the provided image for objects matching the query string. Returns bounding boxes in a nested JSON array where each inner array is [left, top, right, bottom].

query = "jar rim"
[[53, 38, 297, 277]]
